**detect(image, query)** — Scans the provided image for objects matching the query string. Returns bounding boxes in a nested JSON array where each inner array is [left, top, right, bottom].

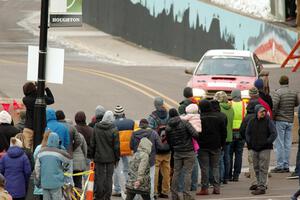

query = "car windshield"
[[195, 56, 256, 77]]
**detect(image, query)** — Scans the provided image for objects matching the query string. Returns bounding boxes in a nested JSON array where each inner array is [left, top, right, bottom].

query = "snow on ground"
[[210, 0, 275, 20]]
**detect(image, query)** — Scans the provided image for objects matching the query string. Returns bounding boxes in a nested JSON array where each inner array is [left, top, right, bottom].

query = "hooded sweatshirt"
[[245, 105, 277, 152], [88, 111, 120, 163], [0, 146, 31, 198], [220, 102, 234, 142], [34, 132, 71, 189], [46, 108, 70, 149], [126, 138, 152, 194], [180, 104, 201, 132], [75, 111, 93, 147]]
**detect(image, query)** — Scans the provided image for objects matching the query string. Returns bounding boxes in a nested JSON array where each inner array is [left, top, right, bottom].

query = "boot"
[[196, 188, 209, 195], [213, 187, 220, 194]]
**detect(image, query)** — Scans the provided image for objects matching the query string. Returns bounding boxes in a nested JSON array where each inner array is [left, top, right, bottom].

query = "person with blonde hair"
[[0, 173, 12, 200]]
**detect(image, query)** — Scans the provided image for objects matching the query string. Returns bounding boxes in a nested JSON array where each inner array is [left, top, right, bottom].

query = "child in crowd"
[[34, 132, 71, 200], [0, 173, 12, 200], [126, 137, 152, 200], [0, 137, 31, 200]]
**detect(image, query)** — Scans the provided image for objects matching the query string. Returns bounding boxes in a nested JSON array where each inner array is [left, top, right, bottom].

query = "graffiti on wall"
[[83, 0, 298, 63]]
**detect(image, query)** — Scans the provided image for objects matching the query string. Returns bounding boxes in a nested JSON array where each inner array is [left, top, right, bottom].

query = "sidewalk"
[[17, 12, 197, 67]]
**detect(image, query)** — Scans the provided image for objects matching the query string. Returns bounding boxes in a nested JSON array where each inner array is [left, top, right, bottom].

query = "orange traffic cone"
[[85, 162, 95, 200]]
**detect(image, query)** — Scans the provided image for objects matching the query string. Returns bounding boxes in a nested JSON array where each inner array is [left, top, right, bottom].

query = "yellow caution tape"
[[64, 170, 94, 177]]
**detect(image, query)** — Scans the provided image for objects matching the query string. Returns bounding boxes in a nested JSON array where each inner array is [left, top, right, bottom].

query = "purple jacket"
[[0, 146, 31, 198]]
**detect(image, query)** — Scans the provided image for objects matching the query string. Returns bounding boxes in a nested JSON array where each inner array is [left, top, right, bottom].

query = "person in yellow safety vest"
[[229, 89, 247, 182], [112, 105, 138, 197]]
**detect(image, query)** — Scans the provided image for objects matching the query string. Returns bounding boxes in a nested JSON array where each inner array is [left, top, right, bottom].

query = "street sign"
[[50, 0, 82, 27], [27, 46, 65, 84]]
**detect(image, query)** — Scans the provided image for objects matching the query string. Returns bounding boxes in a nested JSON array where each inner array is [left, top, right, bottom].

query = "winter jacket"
[[178, 99, 193, 115], [147, 110, 169, 130], [126, 138, 152, 194], [199, 112, 227, 150], [75, 124, 93, 147], [114, 117, 137, 156], [166, 116, 198, 153], [88, 121, 120, 164], [259, 91, 273, 110], [0, 124, 19, 152], [220, 102, 234, 143], [245, 105, 277, 152], [0, 188, 12, 200], [35, 133, 71, 189], [33, 145, 43, 195], [130, 127, 165, 166], [59, 120, 81, 157], [0, 146, 31, 198], [272, 85, 299, 123], [22, 87, 54, 129], [46, 108, 70, 149], [180, 114, 201, 132], [73, 133, 88, 171]]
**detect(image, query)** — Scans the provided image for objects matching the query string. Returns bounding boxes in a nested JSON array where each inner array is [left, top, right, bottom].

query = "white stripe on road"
[[202, 195, 291, 200]]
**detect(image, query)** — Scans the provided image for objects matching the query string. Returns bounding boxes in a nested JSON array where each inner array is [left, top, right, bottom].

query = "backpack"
[[150, 112, 168, 143]]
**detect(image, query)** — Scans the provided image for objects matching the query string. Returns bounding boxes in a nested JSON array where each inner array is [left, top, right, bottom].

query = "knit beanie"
[[75, 111, 86, 125], [199, 100, 213, 113], [114, 105, 125, 116], [183, 87, 193, 98], [10, 137, 23, 148], [55, 110, 65, 121], [154, 97, 164, 111], [231, 89, 241, 101], [0, 173, 5, 187], [213, 91, 228, 103], [254, 78, 264, 90], [101, 111, 115, 123], [279, 75, 289, 85], [139, 118, 149, 128], [0, 110, 12, 124], [95, 105, 106, 119], [169, 108, 179, 118], [249, 87, 259, 97], [185, 104, 198, 114]]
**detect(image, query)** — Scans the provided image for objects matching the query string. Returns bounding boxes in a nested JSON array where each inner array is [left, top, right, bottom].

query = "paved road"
[[0, 1, 300, 199]]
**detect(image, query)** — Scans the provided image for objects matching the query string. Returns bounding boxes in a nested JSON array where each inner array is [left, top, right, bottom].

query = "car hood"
[[188, 75, 256, 92]]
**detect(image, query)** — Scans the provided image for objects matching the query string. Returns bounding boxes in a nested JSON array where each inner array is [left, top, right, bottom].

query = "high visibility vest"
[[232, 101, 247, 130]]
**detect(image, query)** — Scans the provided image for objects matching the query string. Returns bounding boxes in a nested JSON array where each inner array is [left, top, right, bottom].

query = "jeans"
[[248, 150, 257, 186], [154, 154, 171, 195], [294, 129, 300, 175], [198, 148, 221, 189], [113, 156, 129, 193], [252, 150, 271, 189], [171, 151, 195, 200], [43, 188, 62, 200], [95, 163, 114, 200], [65, 160, 74, 186], [223, 143, 231, 181], [150, 165, 155, 200], [274, 121, 293, 169], [219, 151, 224, 182], [178, 155, 199, 192], [229, 139, 244, 179]]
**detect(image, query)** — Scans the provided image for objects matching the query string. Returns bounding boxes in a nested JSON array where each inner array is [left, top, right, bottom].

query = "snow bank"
[[210, 0, 275, 20]]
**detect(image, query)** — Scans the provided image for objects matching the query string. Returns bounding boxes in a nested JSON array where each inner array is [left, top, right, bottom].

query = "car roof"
[[205, 49, 252, 57]]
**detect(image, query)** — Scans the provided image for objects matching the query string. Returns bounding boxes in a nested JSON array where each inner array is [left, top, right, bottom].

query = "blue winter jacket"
[[35, 132, 71, 189], [46, 108, 70, 149], [0, 146, 31, 198]]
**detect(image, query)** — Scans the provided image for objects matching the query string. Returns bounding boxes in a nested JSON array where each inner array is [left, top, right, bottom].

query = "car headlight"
[[241, 90, 250, 99], [193, 88, 206, 98]]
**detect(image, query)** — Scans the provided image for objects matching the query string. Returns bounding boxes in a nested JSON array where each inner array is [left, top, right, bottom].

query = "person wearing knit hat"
[[154, 97, 165, 111], [178, 87, 196, 115], [249, 87, 259, 98], [0, 111, 20, 152], [88, 105, 106, 128], [0, 110, 12, 124], [254, 78, 273, 110], [88, 109, 120, 200], [114, 105, 125, 117], [254, 79, 264, 91], [214, 91, 228, 103], [0, 136, 31, 200], [112, 106, 137, 197], [271, 74, 299, 174]]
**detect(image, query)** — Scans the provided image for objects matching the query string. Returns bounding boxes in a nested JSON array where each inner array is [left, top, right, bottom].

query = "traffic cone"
[[1, 103, 10, 112], [85, 162, 95, 200], [13, 100, 22, 110]]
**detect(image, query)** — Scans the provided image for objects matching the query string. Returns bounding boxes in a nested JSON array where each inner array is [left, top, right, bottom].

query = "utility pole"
[[33, 0, 49, 149]]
